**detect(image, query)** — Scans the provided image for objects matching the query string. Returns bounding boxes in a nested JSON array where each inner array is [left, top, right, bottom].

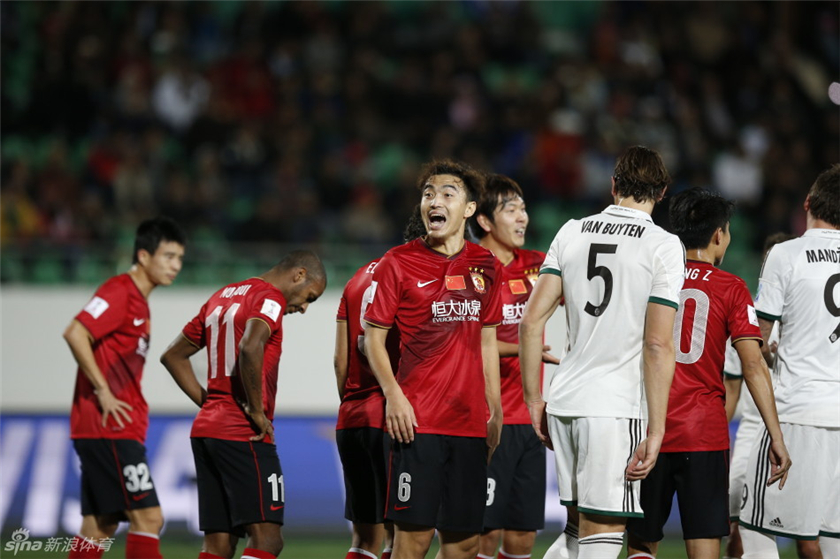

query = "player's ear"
[[476, 213, 492, 233], [610, 176, 617, 197], [464, 200, 476, 219], [293, 267, 307, 284], [803, 195, 811, 214], [136, 249, 151, 267], [656, 185, 668, 202]]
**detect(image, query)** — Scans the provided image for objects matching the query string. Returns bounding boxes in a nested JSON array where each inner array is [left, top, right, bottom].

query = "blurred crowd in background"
[[1, 1, 838, 284]]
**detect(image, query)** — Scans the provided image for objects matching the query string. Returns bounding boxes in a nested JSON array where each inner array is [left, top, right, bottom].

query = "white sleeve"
[[540, 220, 574, 277], [754, 245, 787, 321], [649, 234, 685, 310]]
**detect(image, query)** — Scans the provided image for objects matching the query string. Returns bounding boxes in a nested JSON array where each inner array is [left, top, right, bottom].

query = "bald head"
[[276, 250, 326, 286]]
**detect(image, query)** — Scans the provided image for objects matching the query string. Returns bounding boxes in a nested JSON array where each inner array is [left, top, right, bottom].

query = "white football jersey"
[[540, 205, 685, 419], [723, 323, 780, 424], [755, 228, 840, 427]]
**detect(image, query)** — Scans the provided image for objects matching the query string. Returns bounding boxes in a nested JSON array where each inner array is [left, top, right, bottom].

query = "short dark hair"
[[763, 232, 795, 257], [403, 204, 427, 241], [807, 164, 840, 227], [416, 159, 485, 203], [669, 188, 735, 250], [133, 217, 186, 264], [613, 146, 671, 204], [277, 249, 327, 286], [472, 173, 524, 239]]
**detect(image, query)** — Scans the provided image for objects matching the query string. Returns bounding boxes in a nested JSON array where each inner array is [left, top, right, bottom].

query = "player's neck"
[[128, 265, 155, 299], [424, 232, 466, 257], [807, 214, 839, 231], [612, 195, 654, 215], [479, 236, 515, 266], [685, 248, 716, 266]]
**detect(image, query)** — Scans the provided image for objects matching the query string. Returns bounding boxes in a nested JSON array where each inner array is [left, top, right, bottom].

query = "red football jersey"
[[335, 259, 400, 430], [182, 278, 286, 442], [497, 249, 545, 425], [662, 261, 763, 452], [71, 274, 151, 443], [364, 239, 503, 438]]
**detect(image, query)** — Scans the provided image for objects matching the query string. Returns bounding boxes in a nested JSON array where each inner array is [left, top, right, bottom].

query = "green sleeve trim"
[[559, 499, 577, 507], [540, 268, 562, 277], [724, 372, 742, 380], [577, 506, 644, 519], [648, 296, 679, 310], [819, 530, 840, 538], [756, 310, 781, 322], [738, 521, 819, 541]]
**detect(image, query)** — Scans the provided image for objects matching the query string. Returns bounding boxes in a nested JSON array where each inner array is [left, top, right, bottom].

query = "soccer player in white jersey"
[[520, 146, 684, 559], [738, 164, 840, 559]]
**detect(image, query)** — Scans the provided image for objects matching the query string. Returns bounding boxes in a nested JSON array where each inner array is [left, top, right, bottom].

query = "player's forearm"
[[239, 344, 266, 414], [364, 328, 402, 399], [334, 322, 349, 399], [63, 322, 110, 393], [519, 319, 545, 404], [723, 377, 742, 422], [482, 328, 503, 420], [497, 340, 518, 358], [758, 318, 775, 367], [743, 359, 784, 442], [642, 340, 675, 437], [161, 335, 206, 407]]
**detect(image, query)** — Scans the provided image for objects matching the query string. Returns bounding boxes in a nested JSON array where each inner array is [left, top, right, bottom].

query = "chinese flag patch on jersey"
[[446, 275, 466, 290], [509, 279, 528, 295]]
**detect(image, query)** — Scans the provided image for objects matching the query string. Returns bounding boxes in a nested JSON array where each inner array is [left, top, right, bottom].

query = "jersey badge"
[[747, 304, 759, 327], [469, 268, 486, 294], [445, 275, 466, 290], [260, 299, 282, 321], [509, 279, 528, 295], [83, 296, 109, 319], [525, 267, 539, 286]]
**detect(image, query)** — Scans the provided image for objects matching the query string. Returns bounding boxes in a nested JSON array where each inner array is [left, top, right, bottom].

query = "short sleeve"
[[649, 236, 685, 309], [74, 280, 128, 340], [754, 246, 787, 322], [482, 259, 504, 327], [337, 292, 348, 322], [723, 340, 742, 378], [364, 253, 401, 329], [540, 221, 573, 277], [182, 301, 208, 348], [728, 279, 763, 345], [246, 287, 284, 334]]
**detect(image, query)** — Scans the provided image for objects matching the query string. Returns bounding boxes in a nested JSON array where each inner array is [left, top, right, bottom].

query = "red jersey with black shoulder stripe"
[[71, 274, 151, 442], [182, 278, 286, 442], [662, 261, 763, 452], [364, 238, 503, 438]]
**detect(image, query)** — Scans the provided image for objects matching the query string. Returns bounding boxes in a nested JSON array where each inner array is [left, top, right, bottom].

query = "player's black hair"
[[669, 188, 735, 250], [276, 250, 327, 286], [470, 173, 525, 239], [613, 146, 671, 204], [403, 204, 427, 241], [807, 164, 840, 228], [416, 159, 485, 203], [133, 216, 186, 264]]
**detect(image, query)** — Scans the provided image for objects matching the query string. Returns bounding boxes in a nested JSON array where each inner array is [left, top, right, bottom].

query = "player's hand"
[[541, 345, 560, 365], [385, 391, 417, 444], [486, 412, 503, 463], [527, 399, 553, 450], [766, 438, 792, 489], [95, 388, 133, 429], [247, 409, 275, 443], [625, 434, 662, 481]]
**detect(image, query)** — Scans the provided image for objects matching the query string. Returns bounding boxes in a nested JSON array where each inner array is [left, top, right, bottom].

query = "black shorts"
[[627, 450, 730, 542], [385, 433, 487, 533], [191, 438, 285, 537], [337, 427, 389, 524], [484, 424, 546, 532], [73, 439, 160, 518]]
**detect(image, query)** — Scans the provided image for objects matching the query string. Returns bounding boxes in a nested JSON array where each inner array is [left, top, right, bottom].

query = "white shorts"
[[547, 415, 645, 518], [729, 418, 761, 519], [739, 423, 840, 539]]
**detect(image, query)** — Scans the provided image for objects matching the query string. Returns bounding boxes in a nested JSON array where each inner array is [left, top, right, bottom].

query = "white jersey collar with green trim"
[[602, 205, 654, 222], [803, 228, 840, 240]]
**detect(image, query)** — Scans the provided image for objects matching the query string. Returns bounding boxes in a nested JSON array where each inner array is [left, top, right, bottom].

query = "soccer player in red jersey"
[[626, 188, 791, 559], [472, 174, 559, 559], [364, 160, 504, 559], [63, 217, 185, 559], [335, 218, 426, 559], [160, 251, 326, 559]]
